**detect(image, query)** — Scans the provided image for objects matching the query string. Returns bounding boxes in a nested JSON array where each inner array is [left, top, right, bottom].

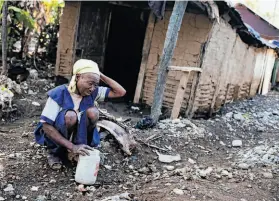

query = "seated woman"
[[34, 59, 126, 169]]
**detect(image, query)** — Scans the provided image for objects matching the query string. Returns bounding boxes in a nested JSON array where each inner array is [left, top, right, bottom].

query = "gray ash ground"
[[1, 90, 279, 201]]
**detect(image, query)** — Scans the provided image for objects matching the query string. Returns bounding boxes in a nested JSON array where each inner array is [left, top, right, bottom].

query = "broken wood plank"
[[133, 13, 156, 103], [168, 66, 202, 72], [137, 138, 169, 151], [171, 71, 190, 119]]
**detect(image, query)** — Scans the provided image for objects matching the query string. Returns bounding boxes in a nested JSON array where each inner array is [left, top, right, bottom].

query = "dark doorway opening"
[[104, 5, 149, 101]]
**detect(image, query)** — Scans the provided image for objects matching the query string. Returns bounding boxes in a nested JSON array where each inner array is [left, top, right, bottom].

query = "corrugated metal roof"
[[215, 1, 278, 50]]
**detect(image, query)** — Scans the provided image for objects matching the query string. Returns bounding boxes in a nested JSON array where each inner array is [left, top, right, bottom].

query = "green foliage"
[[0, 0, 64, 60], [8, 6, 35, 29], [42, 0, 64, 25]]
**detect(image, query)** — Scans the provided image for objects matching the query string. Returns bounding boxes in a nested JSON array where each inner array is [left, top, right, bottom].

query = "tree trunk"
[[22, 28, 32, 58], [1, 0, 8, 75], [150, 1, 188, 122]]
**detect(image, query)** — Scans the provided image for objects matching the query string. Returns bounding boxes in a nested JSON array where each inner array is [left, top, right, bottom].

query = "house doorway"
[[104, 5, 149, 101]]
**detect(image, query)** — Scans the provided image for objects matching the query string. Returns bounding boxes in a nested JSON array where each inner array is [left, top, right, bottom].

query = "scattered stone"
[[16, 195, 20, 199], [237, 163, 249, 170], [28, 89, 37, 95], [100, 193, 132, 200], [115, 160, 121, 164], [149, 165, 157, 172], [164, 165, 175, 171], [176, 123, 186, 128], [138, 167, 149, 174], [219, 141, 226, 146], [32, 102, 40, 107], [21, 132, 29, 137], [225, 112, 233, 118], [4, 184, 14, 192], [233, 113, 245, 121], [199, 167, 213, 178], [221, 170, 229, 176], [128, 165, 134, 170], [173, 188, 184, 195], [49, 179, 56, 184], [232, 140, 242, 147], [22, 196, 27, 200], [248, 173, 255, 181], [172, 119, 181, 124], [104, 165, 112, 170], [86, 186, 96, 192], [257, 127, 266, 132], [29, 69, 39, 80], [157, 152, 181, 163], [262, 172, 273, 179], [188, 158, 196, 164], [272, 111, 279, 116], [0, 197, 5, 201], [36, 195, 46, 201], [131, 106, 140, 111], [31, 186, 39, 191]]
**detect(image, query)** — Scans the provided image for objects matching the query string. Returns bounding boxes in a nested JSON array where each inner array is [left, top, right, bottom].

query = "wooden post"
[[171, 71, 190, 119], [1, 1, 8, 75], [150, 1, 188, 123], [133, 13, 155, 103], [168, 66, 202, 119]]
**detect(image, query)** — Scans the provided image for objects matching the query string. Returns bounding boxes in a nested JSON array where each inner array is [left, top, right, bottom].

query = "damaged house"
[[55, 1, 278, 118]]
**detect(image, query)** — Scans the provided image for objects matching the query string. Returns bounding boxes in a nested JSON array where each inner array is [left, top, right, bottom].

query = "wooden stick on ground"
[[135, 136, 169, 151]]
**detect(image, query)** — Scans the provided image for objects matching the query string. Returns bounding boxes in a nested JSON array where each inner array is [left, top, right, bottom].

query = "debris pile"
[[221, 96, 279, 133], [157, 118, 206, 138], [237, 143, 279, 167], [0, 75, 22, 94]]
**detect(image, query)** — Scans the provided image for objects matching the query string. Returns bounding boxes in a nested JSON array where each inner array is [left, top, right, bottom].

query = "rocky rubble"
[[157, 118, 206, 138], [237, 143, 279, 167], [220, 95, 279, 132], [0, 73, 56, 120]]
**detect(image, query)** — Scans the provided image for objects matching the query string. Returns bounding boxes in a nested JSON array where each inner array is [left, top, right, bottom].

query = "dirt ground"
[[1, 88, 279, 201]]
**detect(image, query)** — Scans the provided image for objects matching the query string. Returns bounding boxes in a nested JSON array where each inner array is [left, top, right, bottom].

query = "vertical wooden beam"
[[224, 84, 230, 104], [151, 1, 188, 123], [55, 1, 81, 76], [133, 13, 155, 103], [185, 72, 198, 117], [72, 1, 81, 66], [273, 58, 279, 85], [1, 1, 8, 75], [258, 48, 268, 94], [171, 71, 190, 119], [233, 85, 240, 100], [100, 10, 112, 73]]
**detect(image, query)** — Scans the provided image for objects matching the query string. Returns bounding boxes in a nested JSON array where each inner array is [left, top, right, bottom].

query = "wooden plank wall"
[[191, 19, 262, 116], [75, 1, 109, 72], [55, 1, 81, 77], [141, 12, 213, 112]]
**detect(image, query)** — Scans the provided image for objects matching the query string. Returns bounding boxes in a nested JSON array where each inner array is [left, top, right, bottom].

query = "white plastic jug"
[[75, 149, 100, 185]]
